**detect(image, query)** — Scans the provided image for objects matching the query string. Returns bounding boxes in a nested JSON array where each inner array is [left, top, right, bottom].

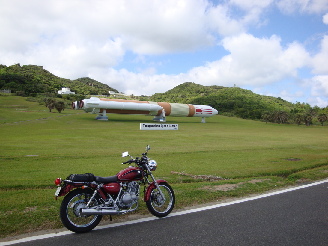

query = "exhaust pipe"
[[81, 208, 126, 215]]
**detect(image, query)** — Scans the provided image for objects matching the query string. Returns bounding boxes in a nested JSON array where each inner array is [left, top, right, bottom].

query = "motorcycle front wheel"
[[60, 188, 102, 233], [146, 182, 175, 217]]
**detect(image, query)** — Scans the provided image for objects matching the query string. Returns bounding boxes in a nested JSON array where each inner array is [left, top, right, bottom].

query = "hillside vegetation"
[[151, 82, 225, 103], [151, 82, 328, 125], [0, 64, 118, 96]]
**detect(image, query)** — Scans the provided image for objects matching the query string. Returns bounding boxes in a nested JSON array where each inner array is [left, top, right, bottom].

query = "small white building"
[[58, 88, 75, 95], [109, 91, 126, 97]]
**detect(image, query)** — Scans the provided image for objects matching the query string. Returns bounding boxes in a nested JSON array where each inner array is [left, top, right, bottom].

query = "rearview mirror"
[[122, 151, 129, 157]]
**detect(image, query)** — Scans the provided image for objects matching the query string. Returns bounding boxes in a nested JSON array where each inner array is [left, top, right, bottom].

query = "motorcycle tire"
[[60, 188, 103, 233], [146, 182, 175, 217]]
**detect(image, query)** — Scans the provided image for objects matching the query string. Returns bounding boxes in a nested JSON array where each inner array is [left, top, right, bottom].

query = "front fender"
[[144, 179, 167, 201]]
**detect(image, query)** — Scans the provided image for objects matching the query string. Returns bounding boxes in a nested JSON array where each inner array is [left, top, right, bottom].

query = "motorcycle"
[[54, 145, 175, 233]]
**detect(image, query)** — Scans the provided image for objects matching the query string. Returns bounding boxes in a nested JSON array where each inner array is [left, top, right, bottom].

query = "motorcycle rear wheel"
[[146, 182, 175, 217], [60, 188, 102, 233]]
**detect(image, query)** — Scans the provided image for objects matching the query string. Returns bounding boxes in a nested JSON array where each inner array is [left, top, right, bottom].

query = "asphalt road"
[[2, 180, 328, 246]]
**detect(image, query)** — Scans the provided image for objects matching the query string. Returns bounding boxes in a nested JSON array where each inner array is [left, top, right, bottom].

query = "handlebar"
[[121, 157, 140, 165], [122, 155, 148, 166], [122, 159, 133, 165], [121, 145, 150, 165]]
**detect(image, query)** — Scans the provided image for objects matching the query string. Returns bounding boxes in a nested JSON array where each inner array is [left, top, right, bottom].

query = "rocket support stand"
[[96, 109, 109, 121]]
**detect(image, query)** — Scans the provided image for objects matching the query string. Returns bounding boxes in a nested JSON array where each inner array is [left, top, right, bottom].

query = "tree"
[[55, 101, 65, 113], [44, 98, 56, 112], [294, 113, 303, 126], [262, 112, 274, 123], [304, 113, 313, 126], [274, 111, 289, 124], [44, 98, 66, 113], [317, 114, 328, 126], [304, 108, 317, 126]]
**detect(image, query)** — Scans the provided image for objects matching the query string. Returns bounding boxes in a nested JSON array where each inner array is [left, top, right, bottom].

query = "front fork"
[[144, 175, 167, 202], [153, 181, 166, 201]]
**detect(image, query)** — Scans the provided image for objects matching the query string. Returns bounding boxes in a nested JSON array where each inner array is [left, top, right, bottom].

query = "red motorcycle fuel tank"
[[102, 183, 120, 195], [117, 167, 143, 181]]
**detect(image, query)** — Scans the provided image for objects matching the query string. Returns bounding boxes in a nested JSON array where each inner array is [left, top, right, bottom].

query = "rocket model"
[[72, 97, 218, 122]]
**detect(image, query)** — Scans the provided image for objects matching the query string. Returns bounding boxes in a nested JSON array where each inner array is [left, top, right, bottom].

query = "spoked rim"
[[150, 184, 174, 214], [66, 193, 99, 228]]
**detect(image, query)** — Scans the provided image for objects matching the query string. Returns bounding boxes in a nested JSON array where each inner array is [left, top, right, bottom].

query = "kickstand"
[[110, 215, 112, 221]]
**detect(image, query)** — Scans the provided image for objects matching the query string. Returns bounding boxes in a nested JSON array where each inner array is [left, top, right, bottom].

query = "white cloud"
[[308, 97, 328, 107], [279, 89, 305, 102], [206, 0, 274, 35], [229, 0, 274, 26], [1, 0, 272, 81], [185, 33, 310, 86], [94, 33, 311, 97], [276, 0, 328, 14], [323, 13, 328, 24], [88, 67, 184, 96], [206, 4, 245, 36], [101, 0, 216, 54], [310, 75, 328, 97], [0, 0, 219, 80], [0, 0, 274, 62], [230, 0, 273, 10], [312, 35, 328, 74]]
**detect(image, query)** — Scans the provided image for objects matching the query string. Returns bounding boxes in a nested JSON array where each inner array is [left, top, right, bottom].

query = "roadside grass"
[[0, 96, 327, 239]]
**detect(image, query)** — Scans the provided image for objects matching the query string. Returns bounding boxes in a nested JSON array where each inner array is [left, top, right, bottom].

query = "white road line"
[[169, 178, 328, 216], [2, 179, 328, 246]]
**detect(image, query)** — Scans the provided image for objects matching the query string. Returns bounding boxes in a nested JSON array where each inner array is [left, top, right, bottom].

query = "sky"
[[0, 0, 328, 107]]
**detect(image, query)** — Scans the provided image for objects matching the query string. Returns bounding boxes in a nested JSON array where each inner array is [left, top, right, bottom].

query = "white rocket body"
[[72, 97, 218, 122], [81, 97, 162, 112]]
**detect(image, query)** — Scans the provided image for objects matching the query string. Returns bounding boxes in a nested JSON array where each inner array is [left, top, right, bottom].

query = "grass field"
[[1, 95, 328, 238]]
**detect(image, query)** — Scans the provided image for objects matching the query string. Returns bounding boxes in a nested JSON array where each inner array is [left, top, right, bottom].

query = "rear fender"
[[56, 182, 85, 198], [144, 179, 167, 201]]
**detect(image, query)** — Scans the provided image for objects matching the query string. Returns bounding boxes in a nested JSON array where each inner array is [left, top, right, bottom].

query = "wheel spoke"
[[60, 189, 102, 232], [66, 193, 99, 227], [147, 183, 175, 216]]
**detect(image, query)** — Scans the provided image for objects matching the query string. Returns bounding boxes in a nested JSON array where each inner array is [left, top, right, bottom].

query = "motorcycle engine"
[[118, 181, 139, 208]]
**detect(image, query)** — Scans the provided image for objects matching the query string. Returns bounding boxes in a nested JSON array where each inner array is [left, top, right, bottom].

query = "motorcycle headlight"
[[148, 160, 157, 171]]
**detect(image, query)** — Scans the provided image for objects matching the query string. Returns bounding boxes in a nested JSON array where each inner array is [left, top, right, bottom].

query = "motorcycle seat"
[[95, 175, 118, 183]]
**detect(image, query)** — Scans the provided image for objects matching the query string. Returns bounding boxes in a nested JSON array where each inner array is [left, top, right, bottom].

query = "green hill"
[[150, 82, 327, 124], [0, 64, 118, 96], [150, 82, 295, 118], [150, 82, 224, 103], [190, 86, 295, 119]]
